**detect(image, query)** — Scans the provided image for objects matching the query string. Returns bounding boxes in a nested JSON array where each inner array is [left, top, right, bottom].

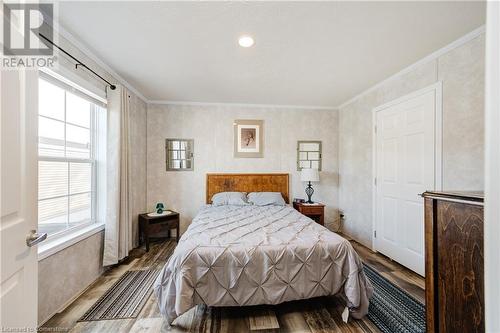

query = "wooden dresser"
[[422, 191, 484, 333]]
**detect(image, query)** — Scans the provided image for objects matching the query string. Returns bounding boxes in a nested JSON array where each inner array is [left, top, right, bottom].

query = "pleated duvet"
[[154, 205, 373, 325]]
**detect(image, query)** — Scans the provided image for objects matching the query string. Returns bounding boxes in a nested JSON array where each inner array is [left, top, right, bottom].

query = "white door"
[[0, 68, 40, 328], [375, 88, 439, 276]]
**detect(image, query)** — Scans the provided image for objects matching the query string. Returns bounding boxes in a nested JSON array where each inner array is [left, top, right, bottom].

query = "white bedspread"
[[154, 205, 373, 324]]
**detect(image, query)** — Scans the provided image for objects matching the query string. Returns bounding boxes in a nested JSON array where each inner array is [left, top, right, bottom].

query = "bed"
[[154, 173, 373, 325]]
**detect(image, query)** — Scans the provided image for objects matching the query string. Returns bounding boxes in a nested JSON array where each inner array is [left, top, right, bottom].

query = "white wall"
[[146, 104, 339, 233], [338, 32, 485, 247], [484, 2, 500, 331]]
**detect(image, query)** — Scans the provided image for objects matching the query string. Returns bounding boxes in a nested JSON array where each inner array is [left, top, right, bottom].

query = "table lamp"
[[300, 168, 320, 203]]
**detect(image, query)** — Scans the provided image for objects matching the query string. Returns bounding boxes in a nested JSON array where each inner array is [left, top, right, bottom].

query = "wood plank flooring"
[[41, 237, 424, 333]]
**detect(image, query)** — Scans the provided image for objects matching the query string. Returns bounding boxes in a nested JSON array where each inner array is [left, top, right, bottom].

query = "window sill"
[[38, 223, 105, 261]]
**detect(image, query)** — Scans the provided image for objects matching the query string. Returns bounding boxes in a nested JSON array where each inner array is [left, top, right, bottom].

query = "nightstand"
[[138, 211, 179, 252], [293, 202, 325, 226]]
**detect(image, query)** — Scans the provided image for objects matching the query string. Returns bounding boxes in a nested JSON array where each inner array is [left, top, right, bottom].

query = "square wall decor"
[[234, 119, 264, 158], [165, 138, 194, 171], [297, 140, 322, 171]]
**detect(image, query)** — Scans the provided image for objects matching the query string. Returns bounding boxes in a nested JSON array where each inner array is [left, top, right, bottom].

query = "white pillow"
[[211, 192, 248, 206], [247, 192, 286, 206]]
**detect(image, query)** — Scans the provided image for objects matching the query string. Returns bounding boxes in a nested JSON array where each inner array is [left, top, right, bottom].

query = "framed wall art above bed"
[[233, 119, 264, 158]]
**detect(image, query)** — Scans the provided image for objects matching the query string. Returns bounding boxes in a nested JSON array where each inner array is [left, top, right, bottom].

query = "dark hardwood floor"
[[42, 236, 424, 333]]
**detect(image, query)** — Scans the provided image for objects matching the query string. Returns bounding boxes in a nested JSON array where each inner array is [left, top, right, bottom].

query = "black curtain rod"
[[38, 33, 116, 90]]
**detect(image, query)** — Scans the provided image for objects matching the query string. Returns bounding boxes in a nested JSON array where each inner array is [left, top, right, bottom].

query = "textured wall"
[[129, 94, 148, 248], [338, 34, 485, 247], [147, 104, 339, 233], [439, 36, 485, 189], [38, 232, 104, 324]]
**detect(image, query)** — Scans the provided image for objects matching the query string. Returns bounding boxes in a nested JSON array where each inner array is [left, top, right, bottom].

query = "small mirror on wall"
[[297, 141, 322, 171], [165, 139, 194, 171]]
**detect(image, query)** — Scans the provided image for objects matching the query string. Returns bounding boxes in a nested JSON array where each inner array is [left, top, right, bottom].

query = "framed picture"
[[234, 119, 264, 158]]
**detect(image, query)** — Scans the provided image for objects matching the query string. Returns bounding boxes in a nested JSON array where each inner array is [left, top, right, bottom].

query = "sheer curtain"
[[103, 85, 133, 266]]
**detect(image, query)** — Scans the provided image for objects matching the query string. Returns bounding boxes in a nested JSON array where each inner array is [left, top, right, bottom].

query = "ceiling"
[[57, 1, 485, 107]]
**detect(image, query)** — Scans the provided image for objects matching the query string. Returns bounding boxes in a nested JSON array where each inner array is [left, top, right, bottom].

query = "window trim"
[[38, 222, 104, 261], [40, 70, 107, 108], [37, 72, 106, 259]]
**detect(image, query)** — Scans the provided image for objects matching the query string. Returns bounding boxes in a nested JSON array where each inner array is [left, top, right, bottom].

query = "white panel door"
[[0, 68, 40, 328], [375, 89, 436, 276]]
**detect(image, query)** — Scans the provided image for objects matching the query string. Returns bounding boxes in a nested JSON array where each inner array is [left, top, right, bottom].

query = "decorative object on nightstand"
[[155, 202, 165, 214], [139, 210, 180, 252], [300, 168, 319, 203], [293, 198, 305, 204], [293, 201, 325, 226]]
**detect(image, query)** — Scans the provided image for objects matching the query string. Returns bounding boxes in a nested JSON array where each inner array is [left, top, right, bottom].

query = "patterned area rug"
[[78, 269, 160, 321], [364, 264, 426, 333]]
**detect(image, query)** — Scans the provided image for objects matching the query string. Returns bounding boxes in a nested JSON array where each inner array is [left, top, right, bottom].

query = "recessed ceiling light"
[[238, 35, 255, 48]]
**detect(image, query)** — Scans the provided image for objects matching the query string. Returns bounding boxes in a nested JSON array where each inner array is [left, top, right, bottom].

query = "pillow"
[[247, 192, 286, 206], [211, 192, 248, 206]]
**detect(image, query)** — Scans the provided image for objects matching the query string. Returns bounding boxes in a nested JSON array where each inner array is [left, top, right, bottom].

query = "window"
[[165, 139, 194, 171], [297, 141, 322, 171], [38, 74, 105, 236]]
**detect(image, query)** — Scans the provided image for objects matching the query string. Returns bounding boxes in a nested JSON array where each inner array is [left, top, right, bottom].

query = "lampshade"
[[300, 168, 319, 182]]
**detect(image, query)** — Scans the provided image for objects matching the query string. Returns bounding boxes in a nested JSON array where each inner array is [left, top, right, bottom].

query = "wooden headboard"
[[206, 173, 289, 204]]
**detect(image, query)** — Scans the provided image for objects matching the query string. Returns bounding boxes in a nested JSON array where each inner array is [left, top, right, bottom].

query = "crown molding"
[[52, 20, 148, 102], [337, 25, 486, 109], [147, 100, 338, 111]]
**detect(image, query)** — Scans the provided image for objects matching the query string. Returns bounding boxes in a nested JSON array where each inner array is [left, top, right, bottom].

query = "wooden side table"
[[138, 211, 180, 252], [293, 202, 325, 226]]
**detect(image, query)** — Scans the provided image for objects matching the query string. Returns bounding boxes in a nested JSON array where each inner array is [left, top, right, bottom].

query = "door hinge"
[[374, 125, 377, 133], [374, 177, 377, 186], [374, 230, 377, 238]]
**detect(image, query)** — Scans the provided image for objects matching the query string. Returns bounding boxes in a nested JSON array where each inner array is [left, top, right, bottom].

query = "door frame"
[[484, 1, 500, 330], [371, 82, 443, 252]]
